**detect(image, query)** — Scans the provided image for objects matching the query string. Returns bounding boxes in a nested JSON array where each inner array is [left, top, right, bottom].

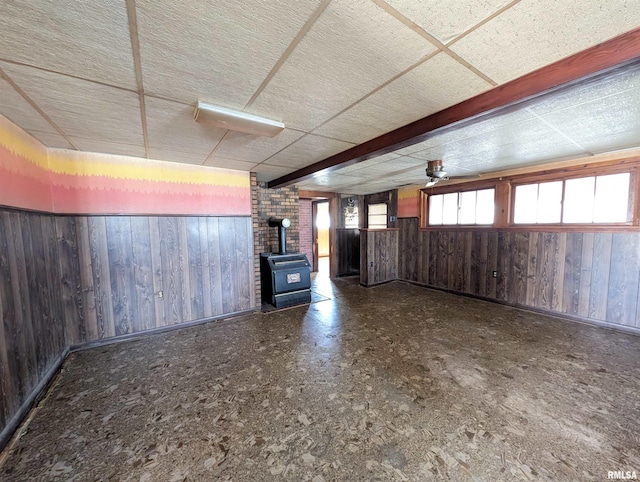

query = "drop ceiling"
[[0, 0, 639, 195]]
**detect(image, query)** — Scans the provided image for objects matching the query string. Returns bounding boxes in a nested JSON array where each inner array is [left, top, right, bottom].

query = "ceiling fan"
[[425, 160, 478, 187]]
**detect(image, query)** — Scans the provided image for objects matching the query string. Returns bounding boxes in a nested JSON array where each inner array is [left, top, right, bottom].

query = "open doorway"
[[313, 200, 330, 276]]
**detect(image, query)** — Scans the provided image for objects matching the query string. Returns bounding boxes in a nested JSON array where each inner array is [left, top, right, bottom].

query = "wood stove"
[[260, 217, 311, 308]]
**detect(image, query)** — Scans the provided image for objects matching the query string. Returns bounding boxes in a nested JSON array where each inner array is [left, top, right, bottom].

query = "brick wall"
[[299, 199, 314, 271], [251, 173, 300, 307]]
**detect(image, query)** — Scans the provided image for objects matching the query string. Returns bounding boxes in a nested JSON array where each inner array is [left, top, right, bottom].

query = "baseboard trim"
[[400, 279, 640, 337], [69, 309, 255, 353], [0, 309, 255, 456], [0, 346, 70, 454]]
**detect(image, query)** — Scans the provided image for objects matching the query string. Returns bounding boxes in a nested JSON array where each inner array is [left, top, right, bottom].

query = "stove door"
[[272, 266, 311, 294]]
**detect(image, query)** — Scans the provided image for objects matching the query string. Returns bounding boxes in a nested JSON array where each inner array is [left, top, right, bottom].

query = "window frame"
[[367, 202, 388, 229], [422, 180, 498, 228], [419, 159, 640, 232], [510, 165, 637, 228], [428, 187, 496, 227]]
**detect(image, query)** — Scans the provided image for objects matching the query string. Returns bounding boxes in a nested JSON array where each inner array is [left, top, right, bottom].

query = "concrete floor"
[[1, 276, 639, 481]]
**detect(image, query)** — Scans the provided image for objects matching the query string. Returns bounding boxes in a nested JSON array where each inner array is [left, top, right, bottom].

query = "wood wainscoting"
[[398, 218, 640, 330], [360, 229, 399, 286], [0, 207, 255, 447]]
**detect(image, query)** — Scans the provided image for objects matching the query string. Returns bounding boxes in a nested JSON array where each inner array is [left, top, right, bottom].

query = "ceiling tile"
[[530, 66, 640, 116], [0, 62, 144, 147], [26, 131, 74, 150], [69, 138, 146, 158], [203, 157, 258, 171], [315, 53, 492, 143], [136, 0, 322, 105], [213, 129, 306, 164], [145, 97, 226, 162], [409, 117, 588, 173], [333, 153, 402, 173], [450, 0, 640, 83], [385, 0, 514, 44], [395, 108, 536, 158], [0, 1, 135, 89], [147, 148, 206, 165], [538, 89, 640, 153], [254, 165, 294, 182], [263, 134, 354, 169], [0, 76, 58, 134], [249, 0, 437, 131]]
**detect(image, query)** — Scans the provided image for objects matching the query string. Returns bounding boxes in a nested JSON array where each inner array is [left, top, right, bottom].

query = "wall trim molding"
[[0, 308, 255, 456], [401, 280, 640, 337], [0, 347, 70, 454], [69, 309, 255, 353]]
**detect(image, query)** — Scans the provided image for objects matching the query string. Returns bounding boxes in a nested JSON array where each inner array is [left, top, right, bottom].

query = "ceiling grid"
[[0, 0, 637, 193]]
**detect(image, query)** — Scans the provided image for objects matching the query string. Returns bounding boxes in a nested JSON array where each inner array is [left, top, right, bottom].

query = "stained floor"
[[1, 277, 639, 481]]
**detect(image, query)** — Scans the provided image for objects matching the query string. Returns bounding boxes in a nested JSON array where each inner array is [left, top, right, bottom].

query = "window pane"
[[537, 181, 562, 224], [442, 192, 458, 225], [514, 184, 538, 224], [594, 173, 630, 223], [563, 177, 595, 223], [429, 194, 443, 225], [476, 189, 495, 224], [368, 203, 387, 215], [459, 191, 476, 224]]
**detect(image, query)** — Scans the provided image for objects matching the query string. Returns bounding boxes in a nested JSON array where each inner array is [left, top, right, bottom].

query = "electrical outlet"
[[157, 290, 164, 298], [492, 271, 498, 278], [370, 261, 374, 267]]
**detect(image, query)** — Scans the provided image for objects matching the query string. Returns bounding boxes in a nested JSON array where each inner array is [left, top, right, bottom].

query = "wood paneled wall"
[[398, 218, 640, 330], [0, 208, 254, 439], [360, 229, 398, 286], [0, 211, 67, 433], [336, 228, 360, 276]]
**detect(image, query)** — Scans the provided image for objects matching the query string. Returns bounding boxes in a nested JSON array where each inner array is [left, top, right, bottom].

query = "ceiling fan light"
[[194, 101, 285, 137]]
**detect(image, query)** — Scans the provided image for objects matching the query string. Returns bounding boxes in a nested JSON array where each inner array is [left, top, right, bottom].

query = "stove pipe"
[[268, 217, 291, 255]]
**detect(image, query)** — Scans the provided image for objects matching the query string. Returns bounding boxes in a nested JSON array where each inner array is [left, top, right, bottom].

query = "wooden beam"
[[298, 190, 336, 199], [269, 27, 640, 188]]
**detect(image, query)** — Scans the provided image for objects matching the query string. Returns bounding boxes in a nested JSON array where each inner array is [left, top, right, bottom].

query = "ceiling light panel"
[[263, 134, 355, 169], [384, 0, 515, 44], [451, 0, 640, 84], [0, 1, 136, 89], [0, 62, 143, 147], [315, 53, 492, 144], [136, 0, 322, 104], [212, 129, 305, 164], [146, 97, 227, 162], [249, 0, 437, 132]]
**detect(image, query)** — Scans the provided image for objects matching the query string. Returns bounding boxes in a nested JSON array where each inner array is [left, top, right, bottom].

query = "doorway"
[[313, 201, 330, 276]]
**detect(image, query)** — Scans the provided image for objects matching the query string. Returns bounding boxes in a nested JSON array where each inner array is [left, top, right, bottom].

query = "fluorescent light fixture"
[[194, 101, 284, 137]]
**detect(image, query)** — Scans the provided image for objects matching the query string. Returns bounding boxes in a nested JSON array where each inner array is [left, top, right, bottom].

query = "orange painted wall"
[[0, 116, 250, 216], [398, 185, 422, 218], [0, 116, 52, 211]]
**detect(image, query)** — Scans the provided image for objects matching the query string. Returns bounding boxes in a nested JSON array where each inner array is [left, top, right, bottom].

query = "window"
[[368, 203, 387, 229], [513, 172, 630, 224], [428, 188, 495, 226]]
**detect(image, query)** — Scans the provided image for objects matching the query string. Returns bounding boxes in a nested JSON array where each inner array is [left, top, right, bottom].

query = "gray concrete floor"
[[1, 277, 639, 481]]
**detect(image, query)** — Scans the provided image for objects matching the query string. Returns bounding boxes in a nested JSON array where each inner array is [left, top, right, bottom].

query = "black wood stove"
[[260, 217, 311, 308]]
